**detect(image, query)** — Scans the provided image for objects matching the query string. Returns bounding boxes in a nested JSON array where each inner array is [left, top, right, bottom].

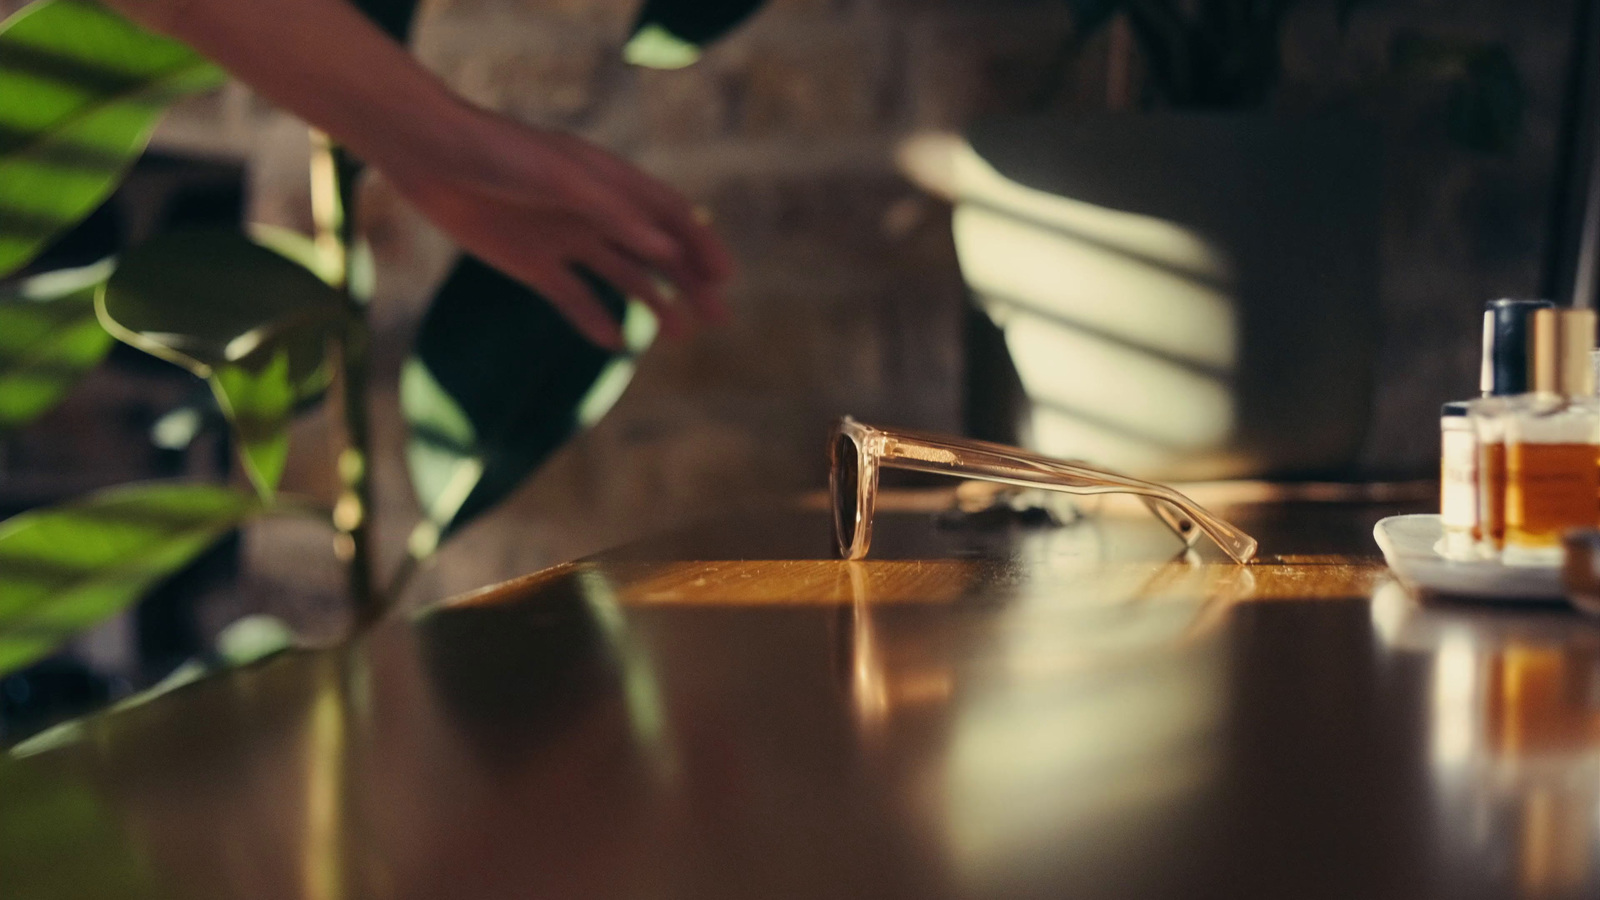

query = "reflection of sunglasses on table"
[[828, 417, 1259, 565]]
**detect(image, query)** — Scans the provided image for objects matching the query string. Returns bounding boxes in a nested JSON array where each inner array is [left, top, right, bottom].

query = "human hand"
[[380, 108, 734, 350], [97, 0, 733, 350]]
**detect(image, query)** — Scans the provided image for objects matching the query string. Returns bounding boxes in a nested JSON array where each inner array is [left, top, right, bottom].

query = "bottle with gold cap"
[[1501, 307, 1600, 566]]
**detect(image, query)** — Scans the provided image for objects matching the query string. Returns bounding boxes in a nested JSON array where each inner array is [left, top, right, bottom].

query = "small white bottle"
[[1440, 402, 1478, 558]]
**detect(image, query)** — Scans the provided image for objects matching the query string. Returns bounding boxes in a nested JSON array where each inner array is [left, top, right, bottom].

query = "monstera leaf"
[[0, 259, 115, 437], [99, 230, 345, 500], [624, 0, 769, 68], [349, 0, 424, 42], [0, 0, 226, 277], [402, 257, 655, 551], [0, 482, 259, 679]]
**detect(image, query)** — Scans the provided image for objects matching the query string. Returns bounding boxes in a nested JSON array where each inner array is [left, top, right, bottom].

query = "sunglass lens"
[[832, 433, 858, 552]]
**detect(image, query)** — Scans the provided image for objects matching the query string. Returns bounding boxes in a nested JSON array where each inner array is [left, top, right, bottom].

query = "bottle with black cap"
[[1501, 308, 1600, 565], [1449, 299, 1554, 557]]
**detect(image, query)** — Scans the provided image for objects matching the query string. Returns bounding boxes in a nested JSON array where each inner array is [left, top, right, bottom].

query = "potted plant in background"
[[0, 0, 762, 734], [904, 0, 1525, 481]]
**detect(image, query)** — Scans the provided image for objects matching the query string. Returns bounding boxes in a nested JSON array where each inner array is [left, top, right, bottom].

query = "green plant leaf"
[[7, 612, 297, 759], [149, 395, 211, 450], [0, 258, 115, 437], [0, 0, 226, 278], [0, 761, 165, 897], [624, 0, 768, 68], [349, 0, 423, 42], [402, 257, 655, 549], [99, 230, 344, 499], [247, 222, 340, 285], [0, 482, 258, 680], [214, 613, 296, 665], [98, 230, 342, 391], [210, 350, 294, 500], [248, 221, 377, 302]]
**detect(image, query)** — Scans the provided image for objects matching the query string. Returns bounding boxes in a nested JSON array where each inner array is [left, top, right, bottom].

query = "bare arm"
[[102, 0, 733, 348]]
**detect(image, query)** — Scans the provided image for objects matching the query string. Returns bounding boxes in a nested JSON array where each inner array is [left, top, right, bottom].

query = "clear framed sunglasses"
[[829, 417, 1259, 565]]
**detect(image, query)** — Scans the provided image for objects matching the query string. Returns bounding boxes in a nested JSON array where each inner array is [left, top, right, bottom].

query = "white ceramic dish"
[[1373, 514, 1564, 602]]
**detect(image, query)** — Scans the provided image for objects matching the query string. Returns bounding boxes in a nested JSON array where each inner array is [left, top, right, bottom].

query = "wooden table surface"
[[7, 494, 1600, 899]]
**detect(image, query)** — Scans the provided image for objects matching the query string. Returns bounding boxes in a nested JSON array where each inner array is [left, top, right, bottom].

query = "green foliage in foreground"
[[99, 230, 346, 499], [0, 0, 224, 273], [402, 258, 655, 550], [0, 483, 258, 676], [0, 260, 116, 437], [0, 0, 768, 688], [0, 759, 165, 898]]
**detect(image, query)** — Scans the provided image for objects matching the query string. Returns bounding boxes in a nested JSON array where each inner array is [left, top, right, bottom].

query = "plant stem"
[[312, 132, 381, 627], [337, 148, 381, 627], [383, 546, 423, 606], [338, 306, 377, 625]]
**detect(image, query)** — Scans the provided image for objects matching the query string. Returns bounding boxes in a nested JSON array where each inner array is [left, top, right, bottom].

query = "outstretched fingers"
[[523, 261, 626, 351], [550, 135, 734, 313], [525, 152, 685, 274], [388, 113, 735, 346], [580, 244, 688, 340]]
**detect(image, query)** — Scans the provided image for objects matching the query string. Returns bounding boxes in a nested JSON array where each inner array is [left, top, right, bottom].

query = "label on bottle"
[[1506, 441, 1600, 548], [1481, 440, 1508, 547], [1440, 425, 1478, 532]]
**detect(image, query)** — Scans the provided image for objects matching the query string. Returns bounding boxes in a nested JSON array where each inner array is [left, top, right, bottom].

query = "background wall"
[[0, 0, 1580, 623]]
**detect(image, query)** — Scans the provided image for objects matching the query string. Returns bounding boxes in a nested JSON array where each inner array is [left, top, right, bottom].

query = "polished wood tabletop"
[[6, 493, 1600, 899]]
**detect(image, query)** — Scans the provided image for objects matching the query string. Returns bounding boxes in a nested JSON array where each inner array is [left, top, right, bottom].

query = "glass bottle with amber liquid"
[[1502, 308, 1600, 566], [1468, 299, 1552, 555]]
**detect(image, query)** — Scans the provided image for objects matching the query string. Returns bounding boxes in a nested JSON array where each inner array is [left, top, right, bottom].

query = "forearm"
[[100, 0, 480, 176], [98, 0, 735, 340]]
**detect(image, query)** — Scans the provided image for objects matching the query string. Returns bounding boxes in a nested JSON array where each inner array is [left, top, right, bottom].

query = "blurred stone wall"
[[142, 0, 1098, 609], [1273, 0, 1575, 475], [0, 0, 1579, 615]]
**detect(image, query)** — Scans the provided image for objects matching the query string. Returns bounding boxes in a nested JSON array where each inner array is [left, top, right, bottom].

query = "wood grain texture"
[[12, 497, 1600, 900]]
